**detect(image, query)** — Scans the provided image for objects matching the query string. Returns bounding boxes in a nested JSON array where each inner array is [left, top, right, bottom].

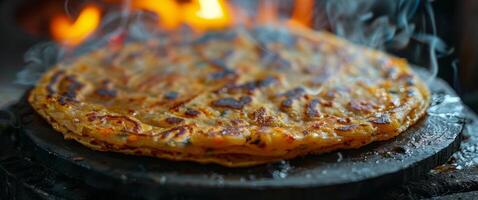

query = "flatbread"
[[29, 26, 430, 167]]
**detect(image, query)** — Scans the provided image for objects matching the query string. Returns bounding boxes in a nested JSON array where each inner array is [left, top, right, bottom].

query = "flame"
[[50, 0, 233, 46], [48, 0, 316, 46], [132, 0, 232, 30], [132, 0, 181, 29], [290, 0, 315, 27], [183, 0, 232, 30], [50, 5, 101, 46]]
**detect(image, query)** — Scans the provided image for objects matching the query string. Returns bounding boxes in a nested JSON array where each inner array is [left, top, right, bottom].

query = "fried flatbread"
[[29, 26, 430, 167]]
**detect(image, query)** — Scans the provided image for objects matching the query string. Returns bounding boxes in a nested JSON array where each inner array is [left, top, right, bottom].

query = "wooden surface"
[[381, 106, 478, 200]]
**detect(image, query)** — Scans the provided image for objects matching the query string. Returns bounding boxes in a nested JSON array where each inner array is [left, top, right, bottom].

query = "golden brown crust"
[[28, 26, 430, 167]]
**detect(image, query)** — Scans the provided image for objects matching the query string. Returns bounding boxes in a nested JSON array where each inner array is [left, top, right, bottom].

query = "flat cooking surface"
[[17, 68, 464, 199]]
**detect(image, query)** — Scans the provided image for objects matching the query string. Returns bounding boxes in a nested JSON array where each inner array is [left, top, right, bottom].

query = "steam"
[[16, 42, 61, 85], [15, 0, 135, 86], [16, 0, 450, 87], [413, 33, 450, 83], [414, 0, 452, 84], [452, 59, 461, 93], [64, 0, 72, 20], [325, 0, 451, 84], [326, 0, 417, 50]]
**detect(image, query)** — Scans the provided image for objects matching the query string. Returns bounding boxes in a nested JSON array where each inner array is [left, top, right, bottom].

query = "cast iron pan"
[[17, 69, 464, 199]]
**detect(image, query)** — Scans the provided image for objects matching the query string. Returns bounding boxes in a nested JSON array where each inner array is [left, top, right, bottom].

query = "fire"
[[290, 0, 315, 27], [132, 0, 181, 29], [50, 5, 101, 46], [132, 0, 232, 30], [48, 0, 315, 46], [183, 0, 232, 30]]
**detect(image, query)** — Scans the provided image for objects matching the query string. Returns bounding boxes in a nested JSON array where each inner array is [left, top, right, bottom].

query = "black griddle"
[[15, 68, 464, 200]]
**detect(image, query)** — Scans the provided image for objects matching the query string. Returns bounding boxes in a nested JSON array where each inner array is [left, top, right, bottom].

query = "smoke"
[[326, 0, 417, 50], [452, 59, 461, 93], [16, 0, 135, 86], [324, 0, 451, 84], [16, 42, 61, 85], [16, 0, 450, 87], [413, 33, 450, 83]]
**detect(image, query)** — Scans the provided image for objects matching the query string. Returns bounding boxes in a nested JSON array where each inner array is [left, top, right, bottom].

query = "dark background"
[[429, 0, 478, 112], [0, 0, 476, 112]]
